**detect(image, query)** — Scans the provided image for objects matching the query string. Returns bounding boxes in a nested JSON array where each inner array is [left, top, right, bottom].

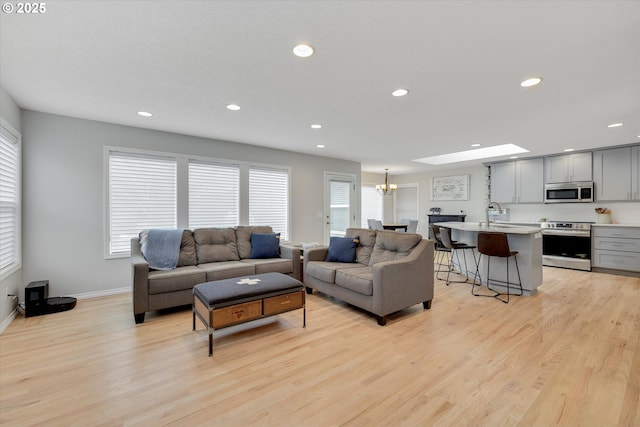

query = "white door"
[[324, 173, 356, 243]]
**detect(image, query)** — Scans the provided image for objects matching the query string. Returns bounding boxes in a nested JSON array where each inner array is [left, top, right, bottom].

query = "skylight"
[[414, 144, 529, 165]]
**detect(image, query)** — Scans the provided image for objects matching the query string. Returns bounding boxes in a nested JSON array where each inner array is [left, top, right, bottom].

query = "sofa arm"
[[131, 237, 150, 319], [371, 239, 434, 316], [279, 244, 302, 280], [303, 246, 328, 278]]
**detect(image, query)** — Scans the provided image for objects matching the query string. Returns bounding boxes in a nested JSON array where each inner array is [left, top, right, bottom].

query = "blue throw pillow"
[[250, 233, 281, 259], [326, 236, 359, 263]]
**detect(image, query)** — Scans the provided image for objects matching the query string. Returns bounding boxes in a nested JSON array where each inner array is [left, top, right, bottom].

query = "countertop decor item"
[[595, 208, 612, 224]]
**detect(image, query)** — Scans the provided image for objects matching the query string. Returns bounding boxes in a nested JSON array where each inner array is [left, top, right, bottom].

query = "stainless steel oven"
[[540, 221, 592, 271]]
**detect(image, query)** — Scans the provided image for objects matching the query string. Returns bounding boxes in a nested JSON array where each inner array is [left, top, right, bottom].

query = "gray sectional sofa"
[[131, 226, 300, 323], [304, 228, 434, 325]]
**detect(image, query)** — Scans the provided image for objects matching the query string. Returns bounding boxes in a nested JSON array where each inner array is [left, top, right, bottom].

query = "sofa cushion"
[[193, 228, 240, 263], [241, 258, 293, 275], [177, 230, 197, 267], [326, 236, 359, 263], [306, 261, 367, 283], [369, 231, 422, 266], [148, 266, 206, 295], [250, 233, 281, 258], [346, 228, 377, 265], [335, 267, 373, 296], [197, 261, 255, 282], [236, 226, 274, 259]]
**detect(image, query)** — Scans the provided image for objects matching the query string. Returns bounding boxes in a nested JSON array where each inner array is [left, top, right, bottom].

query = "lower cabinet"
[[592, 226, 640, 272]]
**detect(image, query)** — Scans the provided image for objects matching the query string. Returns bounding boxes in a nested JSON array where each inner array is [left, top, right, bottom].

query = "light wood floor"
[[1, 266, 639, 426]]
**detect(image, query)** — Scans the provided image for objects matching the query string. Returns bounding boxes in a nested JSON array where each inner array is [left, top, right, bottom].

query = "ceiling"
[[1, 0, 639, 175]]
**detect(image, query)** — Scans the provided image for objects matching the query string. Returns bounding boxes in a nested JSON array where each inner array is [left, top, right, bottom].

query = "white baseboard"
[[69, 286, 130, 300], [0, 309, 18, 335]]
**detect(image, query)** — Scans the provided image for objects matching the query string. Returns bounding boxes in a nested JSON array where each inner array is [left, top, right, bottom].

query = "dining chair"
[[368, 219, 383, 230], [405, 220, 418, 233], [472, 231, 523, 303]]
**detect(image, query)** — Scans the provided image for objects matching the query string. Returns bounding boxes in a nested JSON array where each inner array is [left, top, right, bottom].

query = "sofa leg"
[[423, 300, 432, 310], [305, 287, 313, 295], [134, 313, 145, 324], [377, 316, 388, 326]]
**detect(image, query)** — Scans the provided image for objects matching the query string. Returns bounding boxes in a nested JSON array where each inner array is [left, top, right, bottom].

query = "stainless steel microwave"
[[544, 182, 594, 203]]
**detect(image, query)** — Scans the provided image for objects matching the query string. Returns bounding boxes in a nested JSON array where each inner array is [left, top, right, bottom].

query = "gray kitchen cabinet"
[[490, 158, 543, 203], [593, 146, 639, 201], [544, 152, 592, 183], [592, 226, 640, 272]]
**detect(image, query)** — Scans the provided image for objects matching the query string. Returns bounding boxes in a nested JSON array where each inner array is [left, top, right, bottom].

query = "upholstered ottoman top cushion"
[[193, 272, 303, 308]]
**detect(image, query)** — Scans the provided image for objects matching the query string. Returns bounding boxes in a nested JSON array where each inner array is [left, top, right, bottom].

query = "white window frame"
[[104, 146, 291, 258], [0, 119, 22, 279]]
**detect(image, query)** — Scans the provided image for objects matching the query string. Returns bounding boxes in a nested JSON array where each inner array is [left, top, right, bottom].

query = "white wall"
[[21, 110, 360, 299], [0, 87, 22, 328]]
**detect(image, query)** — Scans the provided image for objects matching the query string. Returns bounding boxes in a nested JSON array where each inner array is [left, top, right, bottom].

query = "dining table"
[[382, 224, 408, 231]]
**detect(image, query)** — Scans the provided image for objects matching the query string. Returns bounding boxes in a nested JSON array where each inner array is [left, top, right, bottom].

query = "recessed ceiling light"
[[414, 144, 529, 165], [310, 124, 322, 129], [607, 122, 624, 128], [471, 143, 481, 147], [137, 111, 153, 117], [316, 144, 325, 148], [293, 44, 314, 58], [391, 89, 409, 97], [563, 148, 575, 152], [510, 156, 519, 159], [520, 77, 543, 88], [226, 104, 241, 111]]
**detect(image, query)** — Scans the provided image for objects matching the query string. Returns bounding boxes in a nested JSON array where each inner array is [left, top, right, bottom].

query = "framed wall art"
[[430, 174, 469, 201]]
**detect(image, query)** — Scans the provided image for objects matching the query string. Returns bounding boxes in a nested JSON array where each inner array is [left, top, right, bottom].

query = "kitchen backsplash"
[[505, 201, 640, 224]]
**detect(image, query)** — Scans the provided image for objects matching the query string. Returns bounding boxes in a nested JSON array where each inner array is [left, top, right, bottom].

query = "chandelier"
[[376, 169, 397, 195]]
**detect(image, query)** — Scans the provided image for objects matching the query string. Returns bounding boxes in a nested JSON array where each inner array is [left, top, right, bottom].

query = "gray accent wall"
[[20, 110, 360, 299]]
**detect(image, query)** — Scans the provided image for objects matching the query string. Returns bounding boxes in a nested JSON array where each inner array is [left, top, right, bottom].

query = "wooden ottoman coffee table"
[[192, 272, 305, 356]]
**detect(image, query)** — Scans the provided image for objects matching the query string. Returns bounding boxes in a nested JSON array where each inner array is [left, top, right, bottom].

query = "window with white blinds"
[[189, 162, 239, 228], [249, 167, 289, 240], [0, 124, 21, 277], [361, 184, 383, 228], [108, 152, 177, 256]]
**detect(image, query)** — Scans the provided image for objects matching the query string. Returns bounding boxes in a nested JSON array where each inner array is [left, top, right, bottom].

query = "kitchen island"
[[434, 222, 543, 296]]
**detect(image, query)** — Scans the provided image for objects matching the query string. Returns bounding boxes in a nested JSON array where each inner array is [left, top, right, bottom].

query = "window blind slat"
[[249, 167, 288, 240], [0, 125, 20, 274], [108, 153, 177, 255], [188, 162, 239, 228]]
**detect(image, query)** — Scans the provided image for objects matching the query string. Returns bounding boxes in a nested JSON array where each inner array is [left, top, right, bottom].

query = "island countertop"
[[433, 221, 543, 295], [434, 221, 542, 235]]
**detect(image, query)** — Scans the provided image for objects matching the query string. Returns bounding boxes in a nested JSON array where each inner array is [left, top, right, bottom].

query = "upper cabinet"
[[490, 158, 543, 204], [594, 146, 640, 201], [544, 152, 592, 183]]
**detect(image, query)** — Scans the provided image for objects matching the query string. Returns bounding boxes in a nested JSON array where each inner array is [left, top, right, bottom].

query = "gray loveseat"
[[131, 226, 300, 323], [304, 227, 434, 325]]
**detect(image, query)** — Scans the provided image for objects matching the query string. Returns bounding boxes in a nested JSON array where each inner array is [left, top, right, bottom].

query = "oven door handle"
[[542, 230, 590, 237]]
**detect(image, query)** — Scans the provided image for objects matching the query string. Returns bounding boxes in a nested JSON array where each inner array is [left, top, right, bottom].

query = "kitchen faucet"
[[485, 201, 502, 227]]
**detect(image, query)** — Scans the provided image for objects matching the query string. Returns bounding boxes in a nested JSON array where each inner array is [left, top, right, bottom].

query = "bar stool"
[[438, 227, 478, 286], [430, 224, 450, 280], [472, 231, 523, 303]]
